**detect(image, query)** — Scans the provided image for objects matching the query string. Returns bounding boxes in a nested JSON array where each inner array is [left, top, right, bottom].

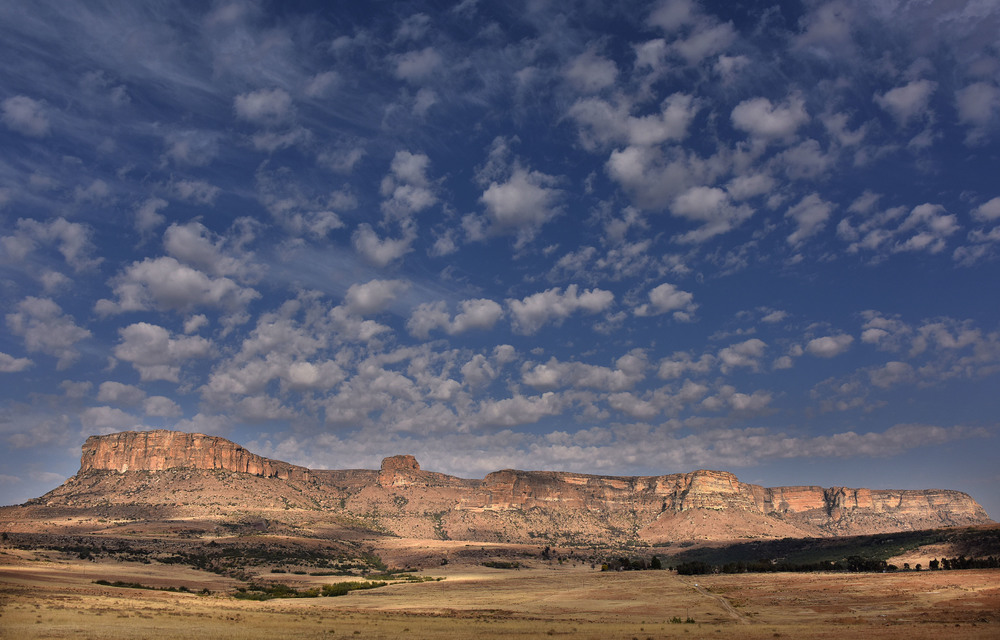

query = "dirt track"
[[681, 577, 750, 624]]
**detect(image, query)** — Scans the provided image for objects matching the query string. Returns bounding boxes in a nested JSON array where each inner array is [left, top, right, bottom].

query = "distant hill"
[[0, 430, 991, 546]]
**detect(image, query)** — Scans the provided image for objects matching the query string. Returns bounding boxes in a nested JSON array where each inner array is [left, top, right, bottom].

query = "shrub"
[[482, 561, 520, 569]]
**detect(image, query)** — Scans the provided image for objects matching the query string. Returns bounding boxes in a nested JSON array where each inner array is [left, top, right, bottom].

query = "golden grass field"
[[2, 543, 998, 640]]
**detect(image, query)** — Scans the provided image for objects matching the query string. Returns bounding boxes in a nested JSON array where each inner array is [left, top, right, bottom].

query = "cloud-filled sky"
[[1, 0, 998, 517]]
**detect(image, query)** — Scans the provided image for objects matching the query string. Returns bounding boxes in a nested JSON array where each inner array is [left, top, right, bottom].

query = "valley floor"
[[1, 545, 998, 639]]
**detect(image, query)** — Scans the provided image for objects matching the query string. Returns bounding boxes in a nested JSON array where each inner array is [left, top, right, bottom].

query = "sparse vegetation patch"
[[233, 580, 387, 600], [93, 579, 209, 594], [482, 560, 521, 569]]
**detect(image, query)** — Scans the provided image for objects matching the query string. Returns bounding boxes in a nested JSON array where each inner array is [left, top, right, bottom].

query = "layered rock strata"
[[81, 430, 310, 481], [62, 430, 992, 541]]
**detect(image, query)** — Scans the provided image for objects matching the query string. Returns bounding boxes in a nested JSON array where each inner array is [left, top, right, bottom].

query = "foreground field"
[[1, 546, 998, 639]]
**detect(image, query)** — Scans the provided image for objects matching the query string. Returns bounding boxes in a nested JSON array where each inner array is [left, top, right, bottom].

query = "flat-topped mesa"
[[64, 431, 991, 538], [381, 454, 420, 472], [80, 430, 309, 481]]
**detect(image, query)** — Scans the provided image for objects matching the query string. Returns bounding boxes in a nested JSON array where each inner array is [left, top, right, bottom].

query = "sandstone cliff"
[[50, 430, 993, 543], [80, 430, 310, 481]]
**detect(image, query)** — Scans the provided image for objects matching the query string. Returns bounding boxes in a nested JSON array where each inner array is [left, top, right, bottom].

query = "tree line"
[[927, 555, 999, 571], [674, 555, 1000, 575]]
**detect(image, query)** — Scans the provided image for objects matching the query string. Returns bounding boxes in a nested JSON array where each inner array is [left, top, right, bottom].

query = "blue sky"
[[1, 0, 998, 518]]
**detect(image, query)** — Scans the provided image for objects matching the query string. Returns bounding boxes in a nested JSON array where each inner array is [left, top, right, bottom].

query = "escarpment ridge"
[[12, 430, 993, 543], [80, 430, 311, 480]]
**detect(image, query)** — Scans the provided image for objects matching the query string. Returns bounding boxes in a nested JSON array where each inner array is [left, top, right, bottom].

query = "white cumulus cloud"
[[97, 381, 147, 406], [670, 186, 754, 242], [806, 334, 854, 358], [380, 151, 436, 219], [565, 49, 618, 93], [234, 88, 293, 123], [972, 197, 1000, 222], [352, 223, 416, 267], [0, 352, 33, 373], [344, 279, 410, 315], [718, 338, 767, 373], [731, 93, 808, 143], [96, 257, 259, 316], [1, 95, 50, 137], [633, 283, 697, 320], [507, 285, 614, 335], [874, 79, 937, 125], [6, 297, 91, 369], [113, 322, 213, 382], [408, 298, 504, 338], [480, 167, 562, 248], [569, 93, 698, 150], [1, 217, 101, 271], [394, 47, 442, 83], [786, 193, 834, 247]]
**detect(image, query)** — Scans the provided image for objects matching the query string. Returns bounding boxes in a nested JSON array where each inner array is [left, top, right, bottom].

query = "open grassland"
[[2, 545, 998, 639]]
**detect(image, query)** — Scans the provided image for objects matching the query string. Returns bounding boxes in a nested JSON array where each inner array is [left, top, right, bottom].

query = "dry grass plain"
[[2, 545, 998, 639]]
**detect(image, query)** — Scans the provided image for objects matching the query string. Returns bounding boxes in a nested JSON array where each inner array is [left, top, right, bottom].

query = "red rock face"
[[668, 470, 761, 511], [74, 430, 992, 539], [80, 430, 309, 481], [762, 486, 829, 513]]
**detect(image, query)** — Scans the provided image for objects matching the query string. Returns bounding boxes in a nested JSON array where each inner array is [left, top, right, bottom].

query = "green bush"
[[321, 581, 387, 597], [233, 580, 389, 600]]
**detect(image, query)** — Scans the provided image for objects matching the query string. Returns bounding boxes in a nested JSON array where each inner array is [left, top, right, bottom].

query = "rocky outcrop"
[[64, 430, 991, 542], [377, 454, 422, 487], [381, 455, 420, 473], [80, 430, 310, 481]]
